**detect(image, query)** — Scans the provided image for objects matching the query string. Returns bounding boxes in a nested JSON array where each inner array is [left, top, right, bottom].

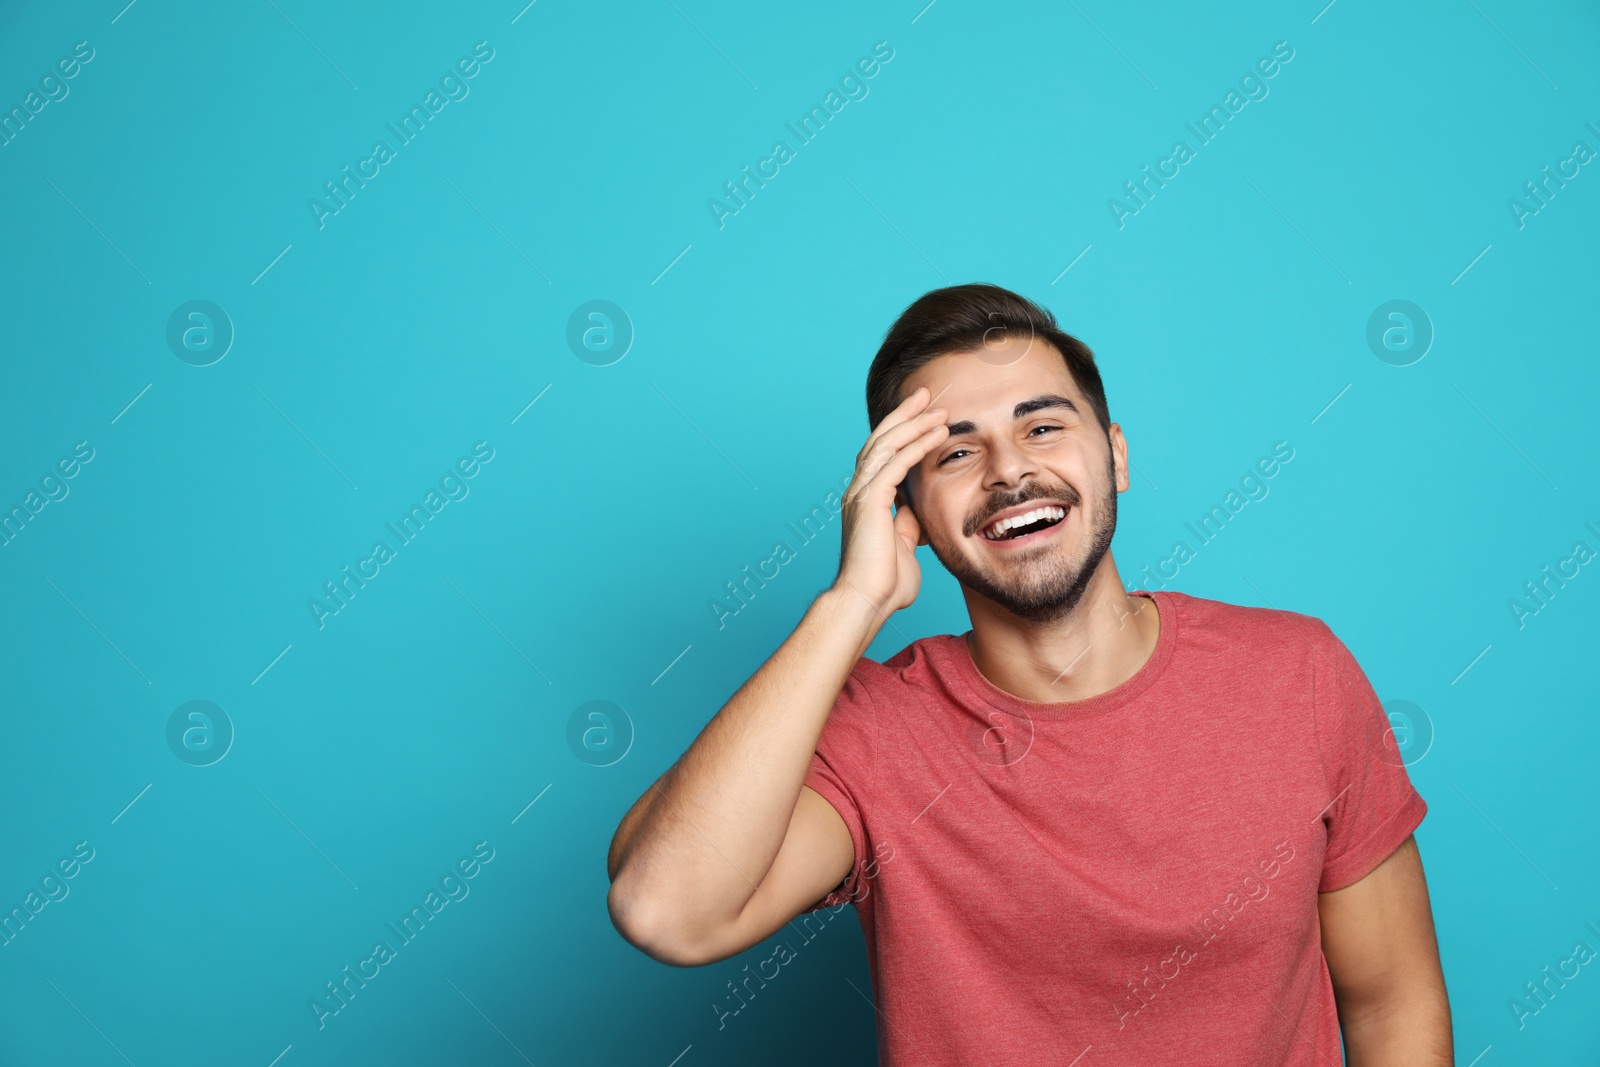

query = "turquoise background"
[[2, 0, 1597, 1063]]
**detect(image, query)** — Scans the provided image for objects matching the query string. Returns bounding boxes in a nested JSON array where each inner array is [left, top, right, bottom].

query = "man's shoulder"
[[1160, 588, 1337, 658], [846, 632, 961, 691]]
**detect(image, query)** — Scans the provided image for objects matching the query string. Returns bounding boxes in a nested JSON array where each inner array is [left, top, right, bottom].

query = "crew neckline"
[[942, 589, 1177, 719]]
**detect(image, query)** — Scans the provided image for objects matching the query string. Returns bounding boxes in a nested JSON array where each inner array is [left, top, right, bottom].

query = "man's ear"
[[1107, 423, 1132, 494], [895, 486, 929, 547]]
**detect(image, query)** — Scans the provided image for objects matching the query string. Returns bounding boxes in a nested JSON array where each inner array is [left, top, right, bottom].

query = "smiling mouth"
[[981, 506, 1068, 542]]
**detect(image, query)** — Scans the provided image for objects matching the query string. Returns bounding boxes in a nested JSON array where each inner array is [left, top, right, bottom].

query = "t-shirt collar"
[[942, 589, 1178, 719]]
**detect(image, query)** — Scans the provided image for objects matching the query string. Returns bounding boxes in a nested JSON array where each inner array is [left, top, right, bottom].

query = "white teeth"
[[985, 506, 1066, 540]]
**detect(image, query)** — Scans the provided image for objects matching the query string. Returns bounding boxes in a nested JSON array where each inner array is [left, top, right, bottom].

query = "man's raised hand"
[[834, 385, 949, 617]]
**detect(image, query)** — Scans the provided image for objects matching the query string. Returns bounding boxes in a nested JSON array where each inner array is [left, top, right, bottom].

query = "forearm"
[[1340, 989, 1453, 1067], [607, 585, 882, 946]]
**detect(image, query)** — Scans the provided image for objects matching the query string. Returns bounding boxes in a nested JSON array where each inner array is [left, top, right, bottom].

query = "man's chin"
[[946, 561, 1090, 620]]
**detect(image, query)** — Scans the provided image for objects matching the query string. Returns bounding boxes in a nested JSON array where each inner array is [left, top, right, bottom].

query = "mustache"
[[967, 483, 1082, 536]]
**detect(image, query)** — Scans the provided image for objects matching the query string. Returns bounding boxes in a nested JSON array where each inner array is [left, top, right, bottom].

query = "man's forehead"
[[902, 342, 1079, 412]]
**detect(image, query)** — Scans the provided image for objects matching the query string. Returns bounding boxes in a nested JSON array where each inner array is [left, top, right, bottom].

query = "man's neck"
[[963, 565, 1161, 704]]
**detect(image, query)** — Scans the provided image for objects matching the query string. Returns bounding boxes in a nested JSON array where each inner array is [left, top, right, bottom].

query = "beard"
[[922, 453, 1118, 624]]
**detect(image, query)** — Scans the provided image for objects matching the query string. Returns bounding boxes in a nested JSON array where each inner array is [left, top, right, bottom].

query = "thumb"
[[893, 498, 925, 551]]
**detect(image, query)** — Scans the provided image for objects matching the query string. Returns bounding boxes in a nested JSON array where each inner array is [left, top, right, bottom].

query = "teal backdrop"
[[2, 0, 1598, 1064]]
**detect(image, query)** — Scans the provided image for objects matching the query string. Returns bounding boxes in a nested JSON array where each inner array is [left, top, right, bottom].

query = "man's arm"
[[605, 386, 950, 967], [604, 587, 877, 966], [1318, 833, 1452, 1065]]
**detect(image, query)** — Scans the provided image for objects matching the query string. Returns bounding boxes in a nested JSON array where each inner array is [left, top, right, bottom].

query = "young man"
[[607, 284, 1451, 1065]]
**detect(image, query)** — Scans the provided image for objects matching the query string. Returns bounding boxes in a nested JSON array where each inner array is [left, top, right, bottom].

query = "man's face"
[[899, 334, 1129, 623]]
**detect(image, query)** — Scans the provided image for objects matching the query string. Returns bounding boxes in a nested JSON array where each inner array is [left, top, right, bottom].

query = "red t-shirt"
[[803, 588, 1427, 1066]]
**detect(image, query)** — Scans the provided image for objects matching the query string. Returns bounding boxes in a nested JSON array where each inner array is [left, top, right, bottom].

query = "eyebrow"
[[944, 394, 1081, 438]]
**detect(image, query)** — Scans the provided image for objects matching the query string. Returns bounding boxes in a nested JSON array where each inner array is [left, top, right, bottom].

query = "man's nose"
[[984, 436, 1037, 489]]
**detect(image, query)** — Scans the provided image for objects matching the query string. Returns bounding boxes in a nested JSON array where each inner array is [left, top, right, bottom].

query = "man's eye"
[[1029, 425, 1062, 437], [938, 449, 970, 466]]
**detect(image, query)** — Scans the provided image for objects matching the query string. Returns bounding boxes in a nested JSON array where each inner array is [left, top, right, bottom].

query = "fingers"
[[853, 420, 948, 509], [860, 386, 936, 465], [866, 405, 946, 473], [846, 413, 945, 509]]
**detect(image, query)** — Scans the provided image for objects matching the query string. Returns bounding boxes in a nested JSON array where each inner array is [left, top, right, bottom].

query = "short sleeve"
[[1311, 623, 1429, 893], [801, 662, 880, 912]]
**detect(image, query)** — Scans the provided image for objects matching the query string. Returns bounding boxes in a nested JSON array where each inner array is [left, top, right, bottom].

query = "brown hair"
[[865, 283, 1110, 438]]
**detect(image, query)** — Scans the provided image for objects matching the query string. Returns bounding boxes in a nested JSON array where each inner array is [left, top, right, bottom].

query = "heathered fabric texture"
[[803, 588, 1427, 1066]]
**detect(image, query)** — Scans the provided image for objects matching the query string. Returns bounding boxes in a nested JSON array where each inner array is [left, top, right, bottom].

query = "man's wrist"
[[814, 581, 889, 661]]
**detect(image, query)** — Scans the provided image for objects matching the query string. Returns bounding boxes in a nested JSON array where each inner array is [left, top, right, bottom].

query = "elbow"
[[606, 877, 716, 968]]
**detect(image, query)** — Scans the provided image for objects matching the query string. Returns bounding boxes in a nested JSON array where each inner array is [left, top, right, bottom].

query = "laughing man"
[[607, 283, 1451, 1066]]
